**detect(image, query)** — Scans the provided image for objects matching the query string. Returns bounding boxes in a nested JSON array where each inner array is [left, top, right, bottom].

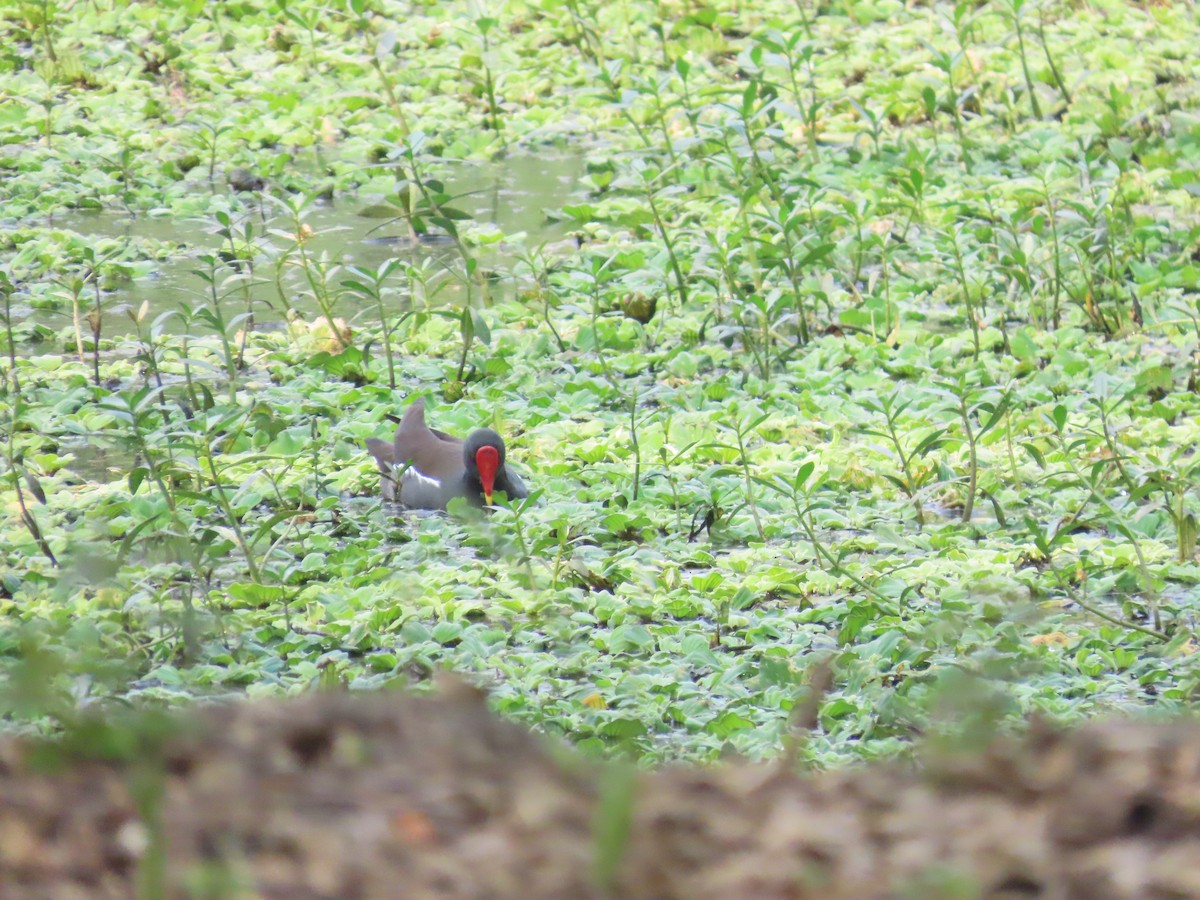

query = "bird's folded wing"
[[398, 466, 451, 509]]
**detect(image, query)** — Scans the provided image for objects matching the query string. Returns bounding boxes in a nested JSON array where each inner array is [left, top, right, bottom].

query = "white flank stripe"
[[400, 468, 442, 491]]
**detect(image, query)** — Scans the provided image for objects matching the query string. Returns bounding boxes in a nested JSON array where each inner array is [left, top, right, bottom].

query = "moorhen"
[[366, 398, 529, 509]]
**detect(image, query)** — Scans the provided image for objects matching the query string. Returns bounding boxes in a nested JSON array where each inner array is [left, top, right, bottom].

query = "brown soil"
[[1, 682, 1198, 899]]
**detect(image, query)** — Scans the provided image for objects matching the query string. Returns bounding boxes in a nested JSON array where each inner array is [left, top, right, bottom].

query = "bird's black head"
[[463, 428, 505, 470]]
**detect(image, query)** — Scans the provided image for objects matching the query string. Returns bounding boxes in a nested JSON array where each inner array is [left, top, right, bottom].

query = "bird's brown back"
[[392, 398, 466, 486]]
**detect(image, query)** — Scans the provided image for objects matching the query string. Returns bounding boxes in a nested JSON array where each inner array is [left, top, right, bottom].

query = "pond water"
[[58, 437, 139, 484], [23, 153, 587, 339]]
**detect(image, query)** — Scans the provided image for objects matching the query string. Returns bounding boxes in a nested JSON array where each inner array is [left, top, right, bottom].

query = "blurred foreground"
[[1, 681, 1197, 899]]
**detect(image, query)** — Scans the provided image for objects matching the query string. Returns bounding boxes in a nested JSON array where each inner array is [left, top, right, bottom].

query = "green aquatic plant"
[[2, 0, 1200, 770]]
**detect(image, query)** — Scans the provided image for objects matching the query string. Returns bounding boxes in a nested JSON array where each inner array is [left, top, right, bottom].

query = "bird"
[[365, 398, 529, 509]]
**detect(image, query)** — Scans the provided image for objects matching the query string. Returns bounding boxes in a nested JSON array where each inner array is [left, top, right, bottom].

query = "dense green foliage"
[[2, 0, 1200, 764]]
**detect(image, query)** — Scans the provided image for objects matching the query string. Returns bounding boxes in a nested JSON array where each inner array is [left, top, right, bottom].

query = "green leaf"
[[227, 583, 286, 607], [1051, 405, 1068, 433], [708, 710, 755, 738], [795, 460, 815, 488], [432, 622, 463, 645], [1132, 365, 1174, 399], [977, 393, 1011, 437], [128, 467, 149, 495], [914, 428, 948, 457], [680, 634, 719, 667], [1010, 327, 1038, 361], [116, 513, 164, 567], [470, 309, 491, 346], [608, 624, 653, 654], [796, 242, 836, 267], [459, 305, 475, 346]]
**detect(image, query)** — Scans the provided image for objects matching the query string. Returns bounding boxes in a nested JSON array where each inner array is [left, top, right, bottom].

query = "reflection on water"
[[23, 153, 586, 339], [59, 438, 138, 484]]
